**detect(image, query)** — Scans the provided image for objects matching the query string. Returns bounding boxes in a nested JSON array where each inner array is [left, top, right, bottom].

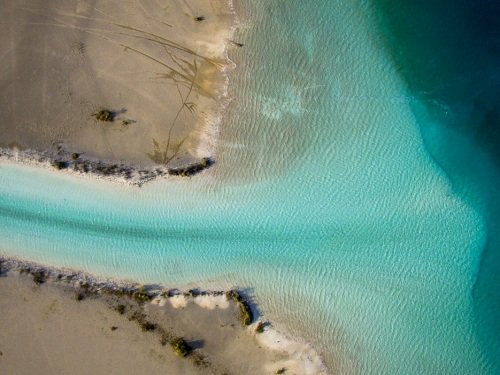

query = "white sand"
[[255, 325, 328, 375]]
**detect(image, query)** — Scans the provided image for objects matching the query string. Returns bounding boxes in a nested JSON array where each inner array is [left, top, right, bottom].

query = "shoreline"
[[0, 254, 328, 375], [0, 145, 214, 186]]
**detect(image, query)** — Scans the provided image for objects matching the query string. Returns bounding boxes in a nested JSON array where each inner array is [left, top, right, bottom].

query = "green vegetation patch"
[[238, 300, 253, 326], [131, 286, 151, 303], [93, 110, 114, 122], [168, 157, 214, 177], [226, 289, 254, 326], [170, 337, 193, 357]]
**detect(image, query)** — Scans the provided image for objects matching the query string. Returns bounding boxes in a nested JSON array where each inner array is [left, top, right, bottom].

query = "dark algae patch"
[[168, 157, 214, 177], [42, 145, 213, 183], [19, 267, 47, 285], [115, 304, 126, 315]]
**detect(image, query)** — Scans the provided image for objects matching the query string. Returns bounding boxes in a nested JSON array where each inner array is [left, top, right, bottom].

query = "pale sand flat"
[[0, 0, 234, 167], [0, 271, 286, 375]]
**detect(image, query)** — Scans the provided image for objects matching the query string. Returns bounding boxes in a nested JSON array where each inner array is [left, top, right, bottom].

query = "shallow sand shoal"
[[0, 0, 235, 168]]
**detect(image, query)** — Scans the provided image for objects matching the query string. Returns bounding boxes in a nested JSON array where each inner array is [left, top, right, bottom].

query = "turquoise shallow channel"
[[1, 1, 499, 374]]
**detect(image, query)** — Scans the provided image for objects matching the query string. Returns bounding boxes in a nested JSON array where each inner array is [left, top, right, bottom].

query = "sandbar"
[[0, 0, 235, 182], [0, 257, 317, 375]]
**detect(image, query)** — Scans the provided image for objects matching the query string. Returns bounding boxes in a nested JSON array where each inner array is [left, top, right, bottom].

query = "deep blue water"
[[373, 1, 500, 369]]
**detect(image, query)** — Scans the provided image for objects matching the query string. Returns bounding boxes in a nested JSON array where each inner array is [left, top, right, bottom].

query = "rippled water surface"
[[1, 1, 499, 373]]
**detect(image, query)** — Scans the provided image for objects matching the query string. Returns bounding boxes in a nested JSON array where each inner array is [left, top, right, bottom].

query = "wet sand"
[[0, 0, 234, 169]]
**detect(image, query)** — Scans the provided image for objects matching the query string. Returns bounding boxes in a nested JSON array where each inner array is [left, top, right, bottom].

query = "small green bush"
[[170, 337, 192, 357], [94, 110, 114, 122], [132, 287, 151, 303], [225, 289, 243, 303], [239, 301, 253, 326]]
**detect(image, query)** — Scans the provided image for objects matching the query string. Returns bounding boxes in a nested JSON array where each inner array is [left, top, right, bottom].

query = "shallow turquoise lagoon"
[[1, 1, 499, 373]]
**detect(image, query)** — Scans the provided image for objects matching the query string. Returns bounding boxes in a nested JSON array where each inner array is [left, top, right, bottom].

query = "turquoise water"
[[1, 1, 499, 373]]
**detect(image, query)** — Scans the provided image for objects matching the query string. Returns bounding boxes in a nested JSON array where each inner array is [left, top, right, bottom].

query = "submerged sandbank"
[[0, 0, 237, 183], [0, 256, 328, 375]]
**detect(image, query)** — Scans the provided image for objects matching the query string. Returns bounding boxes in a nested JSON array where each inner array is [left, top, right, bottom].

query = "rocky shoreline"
[[0, 146, 214, 186], [0, 256, 254, 329], [0, 256, 271, 374], [0, 255, 327, 375]]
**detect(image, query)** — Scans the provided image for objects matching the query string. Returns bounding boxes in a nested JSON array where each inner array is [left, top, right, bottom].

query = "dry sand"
[[0, 263, 292, 375], [0, 0, 235, 168]]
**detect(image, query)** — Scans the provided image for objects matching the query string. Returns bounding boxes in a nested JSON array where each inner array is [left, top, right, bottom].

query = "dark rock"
[[32, 270, 46, 285], [168, 157, 214, 177], [255, 321, 267, 333], [188, 289, 201, 297], [51, 160, 69, 170], [166, 289, 178, 298]]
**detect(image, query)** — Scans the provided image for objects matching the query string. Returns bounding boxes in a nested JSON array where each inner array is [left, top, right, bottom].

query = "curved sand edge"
[[0, 0, 239, 174], [0, 145, 213, 186]]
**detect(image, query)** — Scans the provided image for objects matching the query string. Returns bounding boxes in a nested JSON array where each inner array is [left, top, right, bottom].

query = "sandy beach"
[[0, 0, 235, 172], [0, 257, 323, 375]]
